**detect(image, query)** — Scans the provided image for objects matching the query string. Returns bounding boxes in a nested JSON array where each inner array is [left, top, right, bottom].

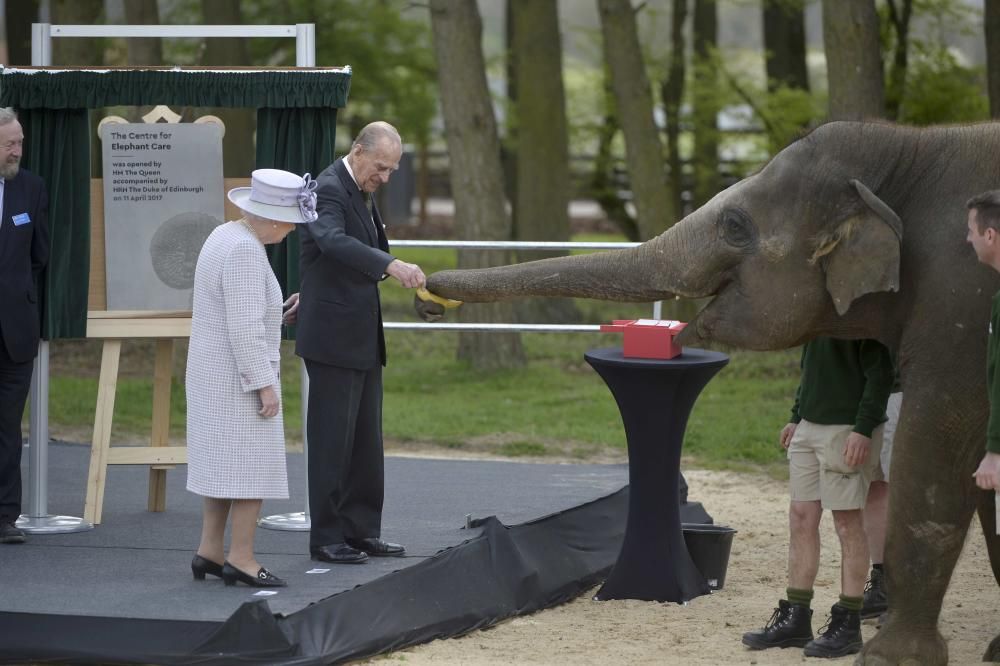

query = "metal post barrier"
[[18, 24, 92, 535], [17, 342, 92, 533]]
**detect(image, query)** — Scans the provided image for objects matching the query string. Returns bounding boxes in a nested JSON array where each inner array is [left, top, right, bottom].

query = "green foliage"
[[898, 47, 988, 125], [231, 0, 437, 146]]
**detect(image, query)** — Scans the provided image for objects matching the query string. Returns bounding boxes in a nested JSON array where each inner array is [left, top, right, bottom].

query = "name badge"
[[12, 213, 30, 226]]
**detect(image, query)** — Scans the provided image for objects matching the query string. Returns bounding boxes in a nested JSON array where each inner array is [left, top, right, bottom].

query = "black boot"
[[861, 566, 888, 619], [742, 600, 814, 650], [803, 603, 862, 658]]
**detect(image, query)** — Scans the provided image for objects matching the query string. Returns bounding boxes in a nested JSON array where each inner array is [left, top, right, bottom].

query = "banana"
[[416, 287, 463, 309]]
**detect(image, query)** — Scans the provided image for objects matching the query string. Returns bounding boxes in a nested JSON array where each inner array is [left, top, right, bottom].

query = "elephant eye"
[[719, 209, 756, 249]]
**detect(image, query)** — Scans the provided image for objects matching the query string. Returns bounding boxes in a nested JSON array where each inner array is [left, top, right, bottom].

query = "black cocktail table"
[[585, 346, 729, 603]]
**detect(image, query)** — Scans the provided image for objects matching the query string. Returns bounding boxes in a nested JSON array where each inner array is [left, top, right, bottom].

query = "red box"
[[599, 319, 687, 359]]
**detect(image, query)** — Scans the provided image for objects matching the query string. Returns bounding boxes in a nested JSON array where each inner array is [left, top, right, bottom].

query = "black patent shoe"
[[346, 537, 406, 557], [191, 554, 225, 580], [310, 543, 369, 564], [221, 561, 287, 588]]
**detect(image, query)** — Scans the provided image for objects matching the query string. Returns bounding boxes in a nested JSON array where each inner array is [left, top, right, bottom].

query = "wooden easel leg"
[[84, 340, 121, 525], [148, 339, 174, 512]]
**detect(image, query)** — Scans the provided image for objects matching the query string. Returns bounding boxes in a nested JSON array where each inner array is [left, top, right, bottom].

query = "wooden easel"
[[83, 312, 192, 524]]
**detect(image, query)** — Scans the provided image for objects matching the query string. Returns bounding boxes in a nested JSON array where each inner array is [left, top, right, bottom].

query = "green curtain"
[[256, 106, 339, 297], [0, 69, 351, 109], [0, 69, 349, 339], [256, 107, 339, 340], [20, 108, 91, 339]]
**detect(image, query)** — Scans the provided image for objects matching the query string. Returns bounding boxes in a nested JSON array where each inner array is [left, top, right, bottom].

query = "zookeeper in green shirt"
[[743, 337, 894, 659], [965, 191, 1000, 490]]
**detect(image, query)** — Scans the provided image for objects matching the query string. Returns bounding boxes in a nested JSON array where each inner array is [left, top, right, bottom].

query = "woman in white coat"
[[186, 169, 316, 587]]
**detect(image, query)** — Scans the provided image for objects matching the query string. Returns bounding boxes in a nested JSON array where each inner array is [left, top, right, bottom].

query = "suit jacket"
[[296, 158, 394, 370], [0, 168, 49, 363]]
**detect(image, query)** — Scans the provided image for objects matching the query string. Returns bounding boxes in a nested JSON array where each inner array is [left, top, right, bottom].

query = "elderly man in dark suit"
[[0, 107, 49, 544], [291, 121, 424, 563]]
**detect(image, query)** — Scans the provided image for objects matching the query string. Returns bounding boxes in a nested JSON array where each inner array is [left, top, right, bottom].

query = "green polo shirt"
[[790, 338, 894, 438], [986, 292, 1000, 453]]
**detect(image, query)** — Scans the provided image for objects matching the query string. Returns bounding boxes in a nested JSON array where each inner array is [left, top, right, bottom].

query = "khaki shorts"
[[788, 420, 885, 510]]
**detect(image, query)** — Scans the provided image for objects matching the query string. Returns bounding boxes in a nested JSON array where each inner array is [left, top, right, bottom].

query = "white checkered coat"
[[185, 222, 288, 499]]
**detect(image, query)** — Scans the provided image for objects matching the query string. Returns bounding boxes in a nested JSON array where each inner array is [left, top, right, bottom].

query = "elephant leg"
[[976, 492, 1000, 662], [858, 406, 979, 666]]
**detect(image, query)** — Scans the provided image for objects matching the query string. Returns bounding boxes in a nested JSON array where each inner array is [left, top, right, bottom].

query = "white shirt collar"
[[343, 156, 362, 191]]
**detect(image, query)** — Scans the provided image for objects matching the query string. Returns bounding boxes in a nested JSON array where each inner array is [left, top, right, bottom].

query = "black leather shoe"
[[742, 599, 813, 650], [346, 537, 406, 557], [0, 523, 25, 544], [221, 561, 286, 587], [191, 554, 224, 580], [310, 543, 369, 564], [861, 566, 888, 619], [803, 603, 862, 658]]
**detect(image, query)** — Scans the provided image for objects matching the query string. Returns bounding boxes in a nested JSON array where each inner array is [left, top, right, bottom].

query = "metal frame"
[[20, 22, 316, 535]]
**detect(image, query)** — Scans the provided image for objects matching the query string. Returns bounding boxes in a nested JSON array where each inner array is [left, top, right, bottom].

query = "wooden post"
[[84, 339, 122, 525], [148, 339, 175, 512]]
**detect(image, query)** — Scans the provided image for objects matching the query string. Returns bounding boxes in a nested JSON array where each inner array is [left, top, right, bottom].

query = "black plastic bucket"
[[682, 523, 737, 590]]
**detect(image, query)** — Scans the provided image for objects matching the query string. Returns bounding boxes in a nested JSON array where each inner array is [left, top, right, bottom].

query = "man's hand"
[[780, 423, 797, 450], [386, 259, 426, 289], [282, 293, 299, 325], [843, 432, 871, 468], [973, 451, 1000, 490], [258, 386, 280, 418]]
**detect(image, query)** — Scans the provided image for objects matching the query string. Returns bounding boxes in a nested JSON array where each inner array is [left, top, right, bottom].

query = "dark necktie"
[[363, 191, 377, 233]]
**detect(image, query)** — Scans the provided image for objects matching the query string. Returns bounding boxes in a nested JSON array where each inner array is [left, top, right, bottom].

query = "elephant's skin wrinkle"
[[907, 519, 963, 555], [419, 120, 1000, 662]]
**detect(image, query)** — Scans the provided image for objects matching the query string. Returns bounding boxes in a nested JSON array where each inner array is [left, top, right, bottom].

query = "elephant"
[[415, 121, 1000, 664]]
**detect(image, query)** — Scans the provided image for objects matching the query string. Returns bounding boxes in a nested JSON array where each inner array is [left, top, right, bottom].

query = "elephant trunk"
[[425, 217, 724, 303]]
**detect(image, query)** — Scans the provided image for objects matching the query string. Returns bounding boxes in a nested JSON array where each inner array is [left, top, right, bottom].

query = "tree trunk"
[[503, 1, 518, 230], [763, 0, 809, 92], [691, 0, 720, 209], [201, 0, 256, 178], [124, 0, 162, 65], [591, 67, 639, 242], [510, 0, 578, 323], [5, 0, 39, 65], [884, 0, 913, 121], [429, 0, 525, 370], [989, 0, 1000, 118], [822, 0, 885, 120], [52, 0, 103, 66], [661, 0, 687, 220], [598, 0, 674, 240]]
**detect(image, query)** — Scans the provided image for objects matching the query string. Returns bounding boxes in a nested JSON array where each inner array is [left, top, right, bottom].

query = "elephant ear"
[[815, 179, 903, 316]]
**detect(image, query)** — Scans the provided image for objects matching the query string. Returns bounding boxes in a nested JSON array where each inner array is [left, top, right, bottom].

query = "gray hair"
[[0, 107, 18, 127], [353, 121, 401, 153], [967, 190, 1000, 232]]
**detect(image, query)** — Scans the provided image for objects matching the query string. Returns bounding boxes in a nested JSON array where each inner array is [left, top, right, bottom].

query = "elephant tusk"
[[416, 287, 463, 309]]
